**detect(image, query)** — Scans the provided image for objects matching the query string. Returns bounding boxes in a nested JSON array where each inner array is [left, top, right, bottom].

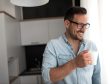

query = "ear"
[[64, 20, 70, 29]]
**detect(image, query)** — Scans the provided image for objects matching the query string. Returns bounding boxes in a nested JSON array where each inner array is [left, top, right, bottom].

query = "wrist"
[[70, 59, 77, 70]]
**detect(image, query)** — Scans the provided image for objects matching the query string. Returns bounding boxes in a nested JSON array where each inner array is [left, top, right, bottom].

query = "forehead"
[[73, 14, 88, 23]]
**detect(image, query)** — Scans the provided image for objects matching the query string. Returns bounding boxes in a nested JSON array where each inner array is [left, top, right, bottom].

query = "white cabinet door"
[[20, 20, 49, 45], [20, 75, 37, 84], [20, 75, 43, 84], [48, 18, 65, 40], [20, 18, 65, 46]]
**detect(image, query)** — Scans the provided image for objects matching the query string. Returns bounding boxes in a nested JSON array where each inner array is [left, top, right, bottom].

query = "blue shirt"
[[42, 34, 101, 84]]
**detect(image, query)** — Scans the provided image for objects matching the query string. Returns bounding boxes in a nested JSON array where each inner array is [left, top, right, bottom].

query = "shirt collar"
[[62, 33, 86, 46]]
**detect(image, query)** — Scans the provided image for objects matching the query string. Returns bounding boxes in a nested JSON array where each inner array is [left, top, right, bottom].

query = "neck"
[[65, 32, 80, 45], [65, 32, 81, 54]]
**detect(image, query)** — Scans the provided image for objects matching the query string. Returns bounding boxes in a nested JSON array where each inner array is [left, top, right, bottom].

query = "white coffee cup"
[[89, 50, 98, 65]]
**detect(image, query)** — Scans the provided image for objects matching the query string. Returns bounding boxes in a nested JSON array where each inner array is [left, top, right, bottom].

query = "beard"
[[68, 30, 84, 41]]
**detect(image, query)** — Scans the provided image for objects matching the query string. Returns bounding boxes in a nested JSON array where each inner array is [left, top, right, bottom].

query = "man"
[[42, 6, 101, 84]]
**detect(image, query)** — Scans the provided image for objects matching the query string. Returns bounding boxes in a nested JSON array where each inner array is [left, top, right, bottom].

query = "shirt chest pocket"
[[57, 54, 73, 66]]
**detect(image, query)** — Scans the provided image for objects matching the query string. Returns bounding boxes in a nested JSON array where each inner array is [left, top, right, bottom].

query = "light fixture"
[[10, 0, 49, 7]]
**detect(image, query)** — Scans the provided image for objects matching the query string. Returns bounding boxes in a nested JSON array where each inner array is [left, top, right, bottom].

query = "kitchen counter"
[[20, 68, 41, 76]]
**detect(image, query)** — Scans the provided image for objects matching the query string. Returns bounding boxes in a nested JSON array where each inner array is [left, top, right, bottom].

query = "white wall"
[[4, 13, 26, 74], [0, 13, 26, 84], [0, 0, 3, 11], [2, 0, 16, 17], [0, 0, 15, 17], [0, 13, 9, 84]]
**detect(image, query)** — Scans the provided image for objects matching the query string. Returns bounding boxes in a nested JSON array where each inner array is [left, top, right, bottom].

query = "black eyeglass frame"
[[68, 20, 90, 29]]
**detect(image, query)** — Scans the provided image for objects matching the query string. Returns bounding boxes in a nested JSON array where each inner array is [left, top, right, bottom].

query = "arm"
[[42, 41, 76, 83], [50, 50, 92, 83], [42, 41, 92, 83], [50, 59, 76, 83]]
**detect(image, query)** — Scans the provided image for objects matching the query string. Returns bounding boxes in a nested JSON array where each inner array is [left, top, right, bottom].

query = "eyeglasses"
[[68, 20, 90, 29]]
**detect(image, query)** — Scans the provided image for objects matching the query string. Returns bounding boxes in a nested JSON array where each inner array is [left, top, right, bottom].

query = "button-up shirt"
[[42, 34, 101, 84]]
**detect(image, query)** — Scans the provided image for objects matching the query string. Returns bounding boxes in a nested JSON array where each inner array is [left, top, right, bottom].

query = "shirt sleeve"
[[42, 40, 57, 84], [92, 55, 101, 84]]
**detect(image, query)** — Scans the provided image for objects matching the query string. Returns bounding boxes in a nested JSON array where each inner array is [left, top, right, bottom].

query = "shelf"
[[20, 68, 41, 76]]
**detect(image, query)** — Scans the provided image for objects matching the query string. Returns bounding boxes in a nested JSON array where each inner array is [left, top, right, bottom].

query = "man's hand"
[[74, 50, 92, 68]]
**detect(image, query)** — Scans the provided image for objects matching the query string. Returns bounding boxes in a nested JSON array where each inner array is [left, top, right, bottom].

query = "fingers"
[[80, 50, 89, 55], [80, 50, 91, 61], [83, 51, 92, 65], [84, 60, 92, 65], [75, 50, 92, 68]]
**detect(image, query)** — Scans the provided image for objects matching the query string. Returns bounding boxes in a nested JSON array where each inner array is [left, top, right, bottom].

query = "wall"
[[0, 13, 26, 84], [0, 0, 16, 17], [0, 0, 22, 19], [0, 13, 9, 84], [4, 13, 26, 74]]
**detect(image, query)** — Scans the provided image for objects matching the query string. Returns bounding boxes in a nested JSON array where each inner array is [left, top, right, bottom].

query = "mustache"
[[77, 31, 84, 33]]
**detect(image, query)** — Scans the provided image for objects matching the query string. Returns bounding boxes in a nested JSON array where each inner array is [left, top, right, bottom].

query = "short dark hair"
[[64, 6, 87, 20]]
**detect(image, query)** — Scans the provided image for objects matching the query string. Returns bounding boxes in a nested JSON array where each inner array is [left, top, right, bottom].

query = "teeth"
[[79, 32, 83, 34], [79, 32, 83, 36]]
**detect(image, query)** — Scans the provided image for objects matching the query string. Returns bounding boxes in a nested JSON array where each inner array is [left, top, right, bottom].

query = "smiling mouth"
[[78, 32, 84, 36]]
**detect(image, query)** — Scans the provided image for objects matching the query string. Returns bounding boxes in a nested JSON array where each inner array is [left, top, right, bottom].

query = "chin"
[[78, 37, 83, 41], [74, 37, 83, 41]]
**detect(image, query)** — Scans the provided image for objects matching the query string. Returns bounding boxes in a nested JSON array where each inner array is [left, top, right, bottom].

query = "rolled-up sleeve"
[[42, 40, 57, 84]]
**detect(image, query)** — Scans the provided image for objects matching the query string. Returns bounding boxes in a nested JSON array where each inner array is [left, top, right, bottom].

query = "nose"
[[79, 27, 86, 33]]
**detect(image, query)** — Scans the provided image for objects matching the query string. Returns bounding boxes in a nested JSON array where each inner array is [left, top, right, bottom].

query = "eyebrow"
[[69, 20, 90, 25]]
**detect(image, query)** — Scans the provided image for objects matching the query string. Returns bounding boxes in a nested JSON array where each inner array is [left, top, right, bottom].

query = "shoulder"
[[84, 39, 98, 51], [84, 39, 96, 46], [47, 35, 64, 46]]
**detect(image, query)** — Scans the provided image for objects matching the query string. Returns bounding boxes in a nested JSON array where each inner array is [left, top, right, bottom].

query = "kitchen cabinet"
[[20, 18, 65, 46], [20, 75, 38, 84], [0, 13, 25, 84], [13, 75, 44, 84], [48, 18, 65, 39], [20, 19, 49, 45]]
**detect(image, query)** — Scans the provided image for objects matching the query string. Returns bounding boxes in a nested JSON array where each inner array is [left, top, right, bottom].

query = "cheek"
[[70, 28, 77, 34], [68, 25, 78, 35]]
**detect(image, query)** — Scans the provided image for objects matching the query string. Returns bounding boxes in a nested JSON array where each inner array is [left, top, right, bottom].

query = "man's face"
[[65, 14, 88, 41]]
